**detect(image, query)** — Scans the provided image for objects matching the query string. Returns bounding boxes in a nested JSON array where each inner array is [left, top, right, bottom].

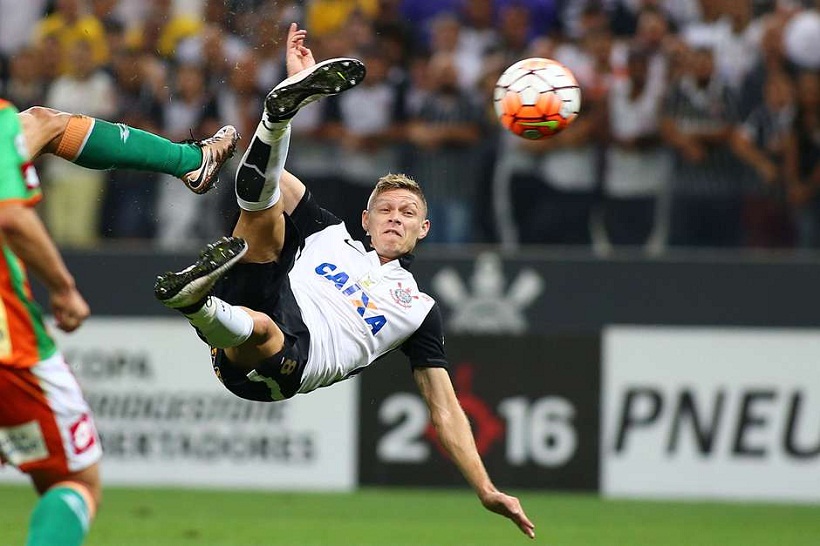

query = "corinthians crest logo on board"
[[432, 253, 543, 334]]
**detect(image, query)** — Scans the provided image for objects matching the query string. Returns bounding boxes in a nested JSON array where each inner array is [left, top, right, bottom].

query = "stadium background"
[[1, 0, 819, 544]]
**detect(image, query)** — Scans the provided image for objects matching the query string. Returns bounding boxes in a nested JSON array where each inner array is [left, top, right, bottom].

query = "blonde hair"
[[367, 173, 428, 215]]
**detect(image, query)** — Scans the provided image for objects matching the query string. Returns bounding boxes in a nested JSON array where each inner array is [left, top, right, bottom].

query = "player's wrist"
[[476, 483, 499, 502], [47, 274, 76, 296]]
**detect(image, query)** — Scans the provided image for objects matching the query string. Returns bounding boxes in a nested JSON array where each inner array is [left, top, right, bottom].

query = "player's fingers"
[[55, 314, 78, 333], [504, 499, 535, 538], [515, 514, 535, 538], [520, 522, 535, 539]]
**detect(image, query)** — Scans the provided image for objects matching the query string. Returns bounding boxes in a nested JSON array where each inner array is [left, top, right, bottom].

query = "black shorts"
[[210, 213, 311, 401]]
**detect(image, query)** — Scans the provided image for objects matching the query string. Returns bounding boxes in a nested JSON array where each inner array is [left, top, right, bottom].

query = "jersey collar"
[[398, 253, 415, 270], [367, 248, 415, 271]]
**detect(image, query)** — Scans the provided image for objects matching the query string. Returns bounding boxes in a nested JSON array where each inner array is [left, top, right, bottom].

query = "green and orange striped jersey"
[[0, 99, 56, 367]]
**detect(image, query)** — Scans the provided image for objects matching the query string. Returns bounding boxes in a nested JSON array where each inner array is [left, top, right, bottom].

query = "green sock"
[[26, 486, 92, 546], [74, 119, 202, 177]]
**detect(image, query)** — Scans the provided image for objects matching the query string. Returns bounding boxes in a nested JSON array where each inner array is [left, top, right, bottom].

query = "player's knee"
[[21, 106, 65, 125], [20, 106, 71, 150], [46, 473, 102, 517], [248, 310, 283, 346], [67, 464, 103, 507]]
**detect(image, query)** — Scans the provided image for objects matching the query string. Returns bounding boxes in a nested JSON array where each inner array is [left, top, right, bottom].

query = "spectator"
[[496, 0, 560, 39], [306, 0, 379, 37], [177, 23, 250, 93], [739, 13, 789, 118], [90, 0, 121, 26], [34, 0, 108, 75], [406, 52, 484, 244], [249, 8, 288, 93], [428, 13, 485, 92], [731, 71, 798, 248], [459, 0, 501, 60], [681, 0, 763, 92], [3, 46, 47, 111], [782, 7, 820, 71], [41, 38, 116, 248], [603, 46, 671, 248], [399, 0, 460, 46], [661, 42, 745, 247], [786, 70, 820, 247], [372, 0, 415, 71], [610, 7, 673, 91], [34, 34, 63, 86], [496, 3, 536, 65], [0, 0, 47, 84], [609, 0, 702, 36], [126, 0, 202, 59]]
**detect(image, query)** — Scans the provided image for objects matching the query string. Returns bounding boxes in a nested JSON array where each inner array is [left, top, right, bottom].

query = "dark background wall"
[[43, 247, 820, 332]]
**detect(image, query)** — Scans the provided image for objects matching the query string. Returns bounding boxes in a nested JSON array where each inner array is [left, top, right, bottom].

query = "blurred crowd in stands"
[[0, 0, 818, 253]]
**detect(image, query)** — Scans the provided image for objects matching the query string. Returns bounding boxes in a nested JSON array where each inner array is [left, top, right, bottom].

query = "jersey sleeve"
[[0, 101, 41, 206], [289, 189, 343, 238], [401, 302, 449, 370]]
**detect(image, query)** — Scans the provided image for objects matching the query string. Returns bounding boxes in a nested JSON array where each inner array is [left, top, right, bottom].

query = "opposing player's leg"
[[18, 106, 238, 194], [27, 465, 101, 546], [0, 356, 103, 546]]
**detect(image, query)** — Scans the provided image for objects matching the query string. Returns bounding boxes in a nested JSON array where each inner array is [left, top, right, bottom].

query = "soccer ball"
[[494, 57, 581, 140]]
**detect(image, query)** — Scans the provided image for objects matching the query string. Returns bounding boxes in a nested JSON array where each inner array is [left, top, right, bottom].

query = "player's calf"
[[155, 237, 256, 349], [235, 58, 366, 212]]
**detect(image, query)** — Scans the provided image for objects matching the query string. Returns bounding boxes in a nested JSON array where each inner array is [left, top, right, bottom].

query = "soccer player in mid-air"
[[0, 98, 99, 546], [155, 23, 535, 539]]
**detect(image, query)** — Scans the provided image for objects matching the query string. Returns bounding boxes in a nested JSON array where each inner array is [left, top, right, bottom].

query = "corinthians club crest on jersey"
[[390, 282, 418, 309]]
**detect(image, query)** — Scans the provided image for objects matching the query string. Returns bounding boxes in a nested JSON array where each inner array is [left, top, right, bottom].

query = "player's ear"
[[361, 209, 370, 235], [417, 218, 430, 240]]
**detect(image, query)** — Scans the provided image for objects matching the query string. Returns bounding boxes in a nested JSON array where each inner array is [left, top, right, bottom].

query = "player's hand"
[[756, 160, 778, 185], [480, 490, 536, 539], [788, 182, 815, 206], [50, 287, 90, 333], [285, 22, 316, 77], [681, 139, 706, 163]]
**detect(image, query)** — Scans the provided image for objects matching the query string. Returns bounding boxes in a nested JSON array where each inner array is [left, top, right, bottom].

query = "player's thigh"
[[17, 106, 71, 160], [232, 201, 287, 262], [0, 354, 102, 495]]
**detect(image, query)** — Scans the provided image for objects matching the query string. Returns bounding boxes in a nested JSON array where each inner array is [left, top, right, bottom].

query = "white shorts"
[[0, 352, 102, 474]]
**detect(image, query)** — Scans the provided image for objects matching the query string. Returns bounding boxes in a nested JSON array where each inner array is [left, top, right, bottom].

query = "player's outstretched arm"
[[0, 204, 89, 332], [413, 367, 536, 539]]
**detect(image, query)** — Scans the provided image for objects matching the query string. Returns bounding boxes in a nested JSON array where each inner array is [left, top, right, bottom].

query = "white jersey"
[[288, 202, 445, 394]]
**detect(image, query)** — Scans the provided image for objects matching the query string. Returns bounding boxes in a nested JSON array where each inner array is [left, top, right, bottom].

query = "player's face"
[[362, 189, 430, 263]]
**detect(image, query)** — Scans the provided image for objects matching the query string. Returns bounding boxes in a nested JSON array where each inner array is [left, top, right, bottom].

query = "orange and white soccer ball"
[[494, 57, 581, 140]]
